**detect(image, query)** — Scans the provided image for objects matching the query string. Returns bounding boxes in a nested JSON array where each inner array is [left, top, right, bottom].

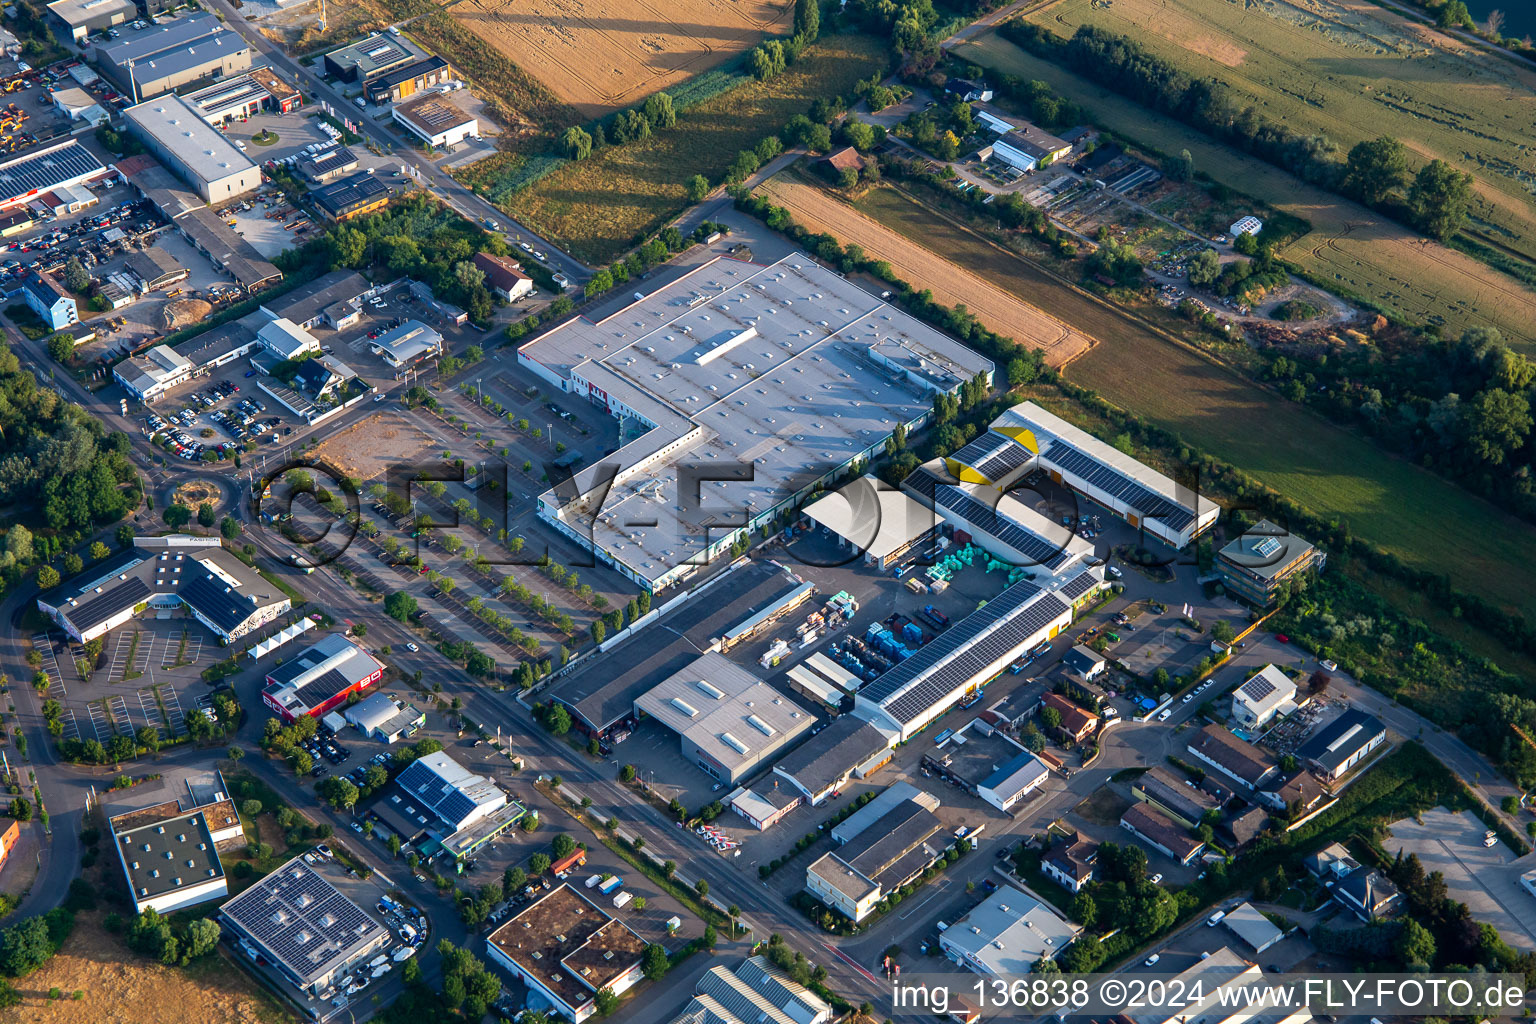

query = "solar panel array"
[[1240, 674, 1276, 701], [0, 141, 103, 196], [863, 580, 1070, 724], [1055, 570, 1098, 601], [397, 758, 479, 829], [1041, 438, 1195, 532], [947, 431, 1032, 481], [933, 484, 1072, 571], [222, 862, 383, 982], [948, 432, 1010, 469]]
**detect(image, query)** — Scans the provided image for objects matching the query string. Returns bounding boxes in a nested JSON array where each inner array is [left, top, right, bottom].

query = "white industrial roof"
[[940, 885, 1077, 974], [524, 253, 993, 587], [124, 94, 256, 186], [802, 474, 938, 560]]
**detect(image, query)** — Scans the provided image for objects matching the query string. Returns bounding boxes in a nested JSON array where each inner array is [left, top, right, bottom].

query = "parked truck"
[[921, 604, 950, 629], [612, 891, 633, 910], [598, 876, 623, 896]]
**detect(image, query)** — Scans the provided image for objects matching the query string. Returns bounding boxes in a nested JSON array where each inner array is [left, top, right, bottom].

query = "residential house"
[[1039, 832, 1097, 893]]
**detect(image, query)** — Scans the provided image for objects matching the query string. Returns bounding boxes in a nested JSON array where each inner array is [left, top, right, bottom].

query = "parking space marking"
[[160, 686, 186, 736], [30, 633, 66, 700], [133, 631, 156, 674], [85, 701, 111, 743], [59, 709, 80, 742], [107, 695, 133, 735], [138, 690, 166, 734], [184, 634, 203, 664], [108, 630, 133, 681]]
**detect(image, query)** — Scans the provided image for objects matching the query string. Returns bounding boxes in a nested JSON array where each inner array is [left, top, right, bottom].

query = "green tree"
[[685, 174, 711, 202], [1408, 159, 1474, 240], [561, 126, 593, 160], [163, 503, 192, 529], [220, 517, 241, 540], [1396, 917, 1436, 967], [196, 502, 216, 528], [1186, 249, 1222, 287], [546, 703, 572, 736], [529, 852, 551, 875], [586, 269, 614, 299], [1343, 137, 1409, 205], [643, 942, 669, 981], [46, 333, 75, 364], [384, 591, 418, 622], [794, 0, 819, 41], [642, 92, 677, 129], [1436, 0, 1473, 29], [35, 565, 59, 590], [64, 258, 90, 294], [1211, 619, 1237, 645]]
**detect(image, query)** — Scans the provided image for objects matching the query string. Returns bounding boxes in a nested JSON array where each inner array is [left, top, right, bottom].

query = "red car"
[[1275, 634, 1288, 643]]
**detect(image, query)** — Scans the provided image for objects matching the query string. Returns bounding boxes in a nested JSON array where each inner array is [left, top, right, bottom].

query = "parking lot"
[[1386, 807, 1536, 952]]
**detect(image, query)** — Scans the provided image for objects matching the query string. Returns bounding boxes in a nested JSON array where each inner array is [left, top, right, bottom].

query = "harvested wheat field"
[[758, 176, 1095, 366], [446, 0, 792, 117], [0, 913, 292, 1024]]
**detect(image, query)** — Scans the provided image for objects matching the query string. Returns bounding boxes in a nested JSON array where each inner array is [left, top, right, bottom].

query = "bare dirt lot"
[[0, 913, 292, 1024], [308, 409, 437, 484], [758, 176, 1096, 366], [446, 0, 794, 117]]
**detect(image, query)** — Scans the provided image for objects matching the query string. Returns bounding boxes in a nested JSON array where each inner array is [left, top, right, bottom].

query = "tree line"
[[1001, 22, 1477, 242]]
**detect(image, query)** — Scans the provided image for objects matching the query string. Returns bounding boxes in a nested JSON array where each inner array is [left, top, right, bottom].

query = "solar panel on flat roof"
[[0, 142, 103, 200], [1252, 536, 1282, 559], [933, 484, 1072, 571], [1240, 675, 1277, 701], [949, 432, 1012, 469], [975, 440, 1031, 479], [222, 861, 383, 983], [1056, 570, 1097, 601]]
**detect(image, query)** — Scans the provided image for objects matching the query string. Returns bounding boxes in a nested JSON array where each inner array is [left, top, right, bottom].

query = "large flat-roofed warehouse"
[[124, 94, 261, 202], [45, 0, 134, 44], [485, 884, 647, 1023], [991, 401, 1219, 549], [852, 569, 1097, 743], [323, 32, 426, 82], [923, 720, 1049, 812], [98, 13, 251, 99], [772, 714, 892, 806], [0, 140, 106, 211], [939, 886, 1078, 974], [634, 651, 815, 785], [220, 858, 390, 1000], [261, 633, 385, 723], [392, 94, 478, 150], [112, 807, 228, 914], [520, 253, 994, 592], [550, 559, 812, 738], [372, 750, 524, 861], [35, 535, 289, 643]]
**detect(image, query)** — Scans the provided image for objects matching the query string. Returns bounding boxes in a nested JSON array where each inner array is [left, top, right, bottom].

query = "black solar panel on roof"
[[1056, 571, 1097, 601], [1240, 675, 1277, 701], [292, 668, 352, 707], [902, 467, 941, 501], [223, 863, 382, 980], [0, 142, 103, 199], [949, 432, 1012, 469], [1041, 439, 1196, 531], [933, 484, 1071, 571], [65, 576, 151, 632], [179, 570, 258, 632], [974, 438, 1032, 479]]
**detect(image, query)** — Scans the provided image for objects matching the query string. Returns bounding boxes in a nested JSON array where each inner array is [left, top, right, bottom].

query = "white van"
[[1207, 910, 1226, 927]]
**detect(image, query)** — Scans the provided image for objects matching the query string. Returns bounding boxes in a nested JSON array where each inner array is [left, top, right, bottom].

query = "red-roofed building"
[[473, 251, 533, 302]]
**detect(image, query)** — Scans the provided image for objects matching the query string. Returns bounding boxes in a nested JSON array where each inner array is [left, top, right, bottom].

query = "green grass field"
[[503, 34, 888, 264], [1024, 0, 1536, 273], [851, 183, 1536, 618], [953, 30, 1536, 347]]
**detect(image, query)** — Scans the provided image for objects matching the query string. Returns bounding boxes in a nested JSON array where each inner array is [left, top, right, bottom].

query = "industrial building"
[[365, 55, 453, 104], [267, 270, 373, 331], [852, 570, 1094, 743], [220, 859, 391, 1000], [124, 94, 261, 202], [519, 253, 994, 592], [1231, 665, 1297, 730], [98, 14, 252, 99], [311, 170, 390, 222], [485, 884, 647, 1023], [342, 693, 424, 743], [939, 885, 1077, 974], [21, 271, 77, 330], [1120, 802, 1205, 866], [323, 32, 427, 82], [36, 535, 290, 644], [109, 797, 240, 915], [667, 956, 832, 1024], [1222, 901, 1285, 954], [51, 86, 107, 125], [1217, 519, 1325, 608], [299, 146, 360, 185], [987, 402, 1219, 549], [46, 0, 134, 43], [260, 633, 384, 723], [801, 474, 940, 571], [922, 721, 1049, 812], [634, 651, 815, 786], [772, 714, 892, 806], [805, 789, 944, 922], [368, 320, 443, 368], [1124, 947, 1312, 1024], [114, 306, 319, 403], [0, 140, 107, 212], [728, 781, 802, 831], [392, 94, 478, 150], [185, 68, 302, 125], [371, 750, 524, 861], [550, 559, 812, 738], [116, 155, 282, 293], [124, 245, 189, 292], [1297, 709, 1386, 782], [984, 124, 1072, 172]]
